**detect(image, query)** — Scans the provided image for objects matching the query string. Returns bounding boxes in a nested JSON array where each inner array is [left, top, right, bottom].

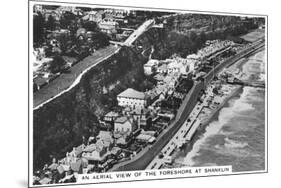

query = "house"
[[70, 158, 88, 173], [163, 74, 179, 90], [34, 5, 43, 13], [39, 177, 52, 185], [70, 144, 85, 158], [115, 134, 128, 146], [117, 88, 148, 109], [82, 11, 105, 23], [98, 20, 119, 34], [82, 132, 114, 163], [153, 73, 165, 85], [114, 116, 138, 135], [167, 61, 181, 74], [156, 64, 168, 74], [186, 54, 200, 60], [48, 163, 58, 171], [96, 131, 114, 148], [145, 89, 159, 102], [103, 111, 119, 122], [136, 134, 156, 144], [61, 144, 85, 167], [56, 165, 66, 174], [82, 143, 109, 163], [144, 59, 159, 75]]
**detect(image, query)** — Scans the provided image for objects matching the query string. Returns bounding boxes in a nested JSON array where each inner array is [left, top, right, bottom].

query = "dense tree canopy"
[[48, 55, 67, 73], [33, 12, 45, 45], [46, 15, 56, 31]]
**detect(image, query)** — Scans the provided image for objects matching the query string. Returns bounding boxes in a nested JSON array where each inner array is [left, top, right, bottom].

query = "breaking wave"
[[182, 87, 257, 166]]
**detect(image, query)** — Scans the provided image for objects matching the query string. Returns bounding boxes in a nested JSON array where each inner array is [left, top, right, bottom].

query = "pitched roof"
[[157, 64, 168, 71], [73, 144, 84, 156], [153, 74, 165, 81], [70, 160, 82, 172], [115, 116, 128, 124], [39, 177, 51, 185], [57, 165, 65, 174], [104, 111, 119, 117], [48, 163, 58, 171], [117, 88, 146, 99], [83, 144, 98, 153]]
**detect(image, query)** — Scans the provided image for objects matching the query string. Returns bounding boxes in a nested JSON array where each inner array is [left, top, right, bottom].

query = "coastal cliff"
[[33, 15, 259, 171]]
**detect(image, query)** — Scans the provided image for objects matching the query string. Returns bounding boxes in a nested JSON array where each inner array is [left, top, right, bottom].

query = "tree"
[[199, 31, 207, 44], [33, 12, 45, 45], [46, 15, 56, 31], [60, 11, 76, 29], [48, 55, 67, 73], [91, 32, 110, 49], [83, 21, 99, 32]]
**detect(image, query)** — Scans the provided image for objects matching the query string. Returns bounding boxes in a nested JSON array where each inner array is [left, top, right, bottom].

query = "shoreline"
[[173, 47, 265, 168], [146, 84, 243, 170], [173, 85, 243, 167]]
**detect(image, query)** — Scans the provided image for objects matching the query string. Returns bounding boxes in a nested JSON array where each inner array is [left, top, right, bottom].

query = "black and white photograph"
[[28, 0, 267, 187]]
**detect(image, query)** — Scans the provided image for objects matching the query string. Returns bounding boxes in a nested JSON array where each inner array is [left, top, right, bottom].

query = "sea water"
[[175, 50, 265, 172]]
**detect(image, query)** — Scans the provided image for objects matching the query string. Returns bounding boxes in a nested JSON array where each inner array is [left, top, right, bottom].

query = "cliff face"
[[33, 45, 149, 170], [32, 25, 191, 170]]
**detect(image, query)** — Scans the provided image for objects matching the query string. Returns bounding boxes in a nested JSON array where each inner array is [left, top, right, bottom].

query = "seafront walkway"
[[146, 91, 211, 170]]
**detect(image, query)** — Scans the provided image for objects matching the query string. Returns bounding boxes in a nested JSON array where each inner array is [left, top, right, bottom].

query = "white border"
[[28, 0, 268, 187]]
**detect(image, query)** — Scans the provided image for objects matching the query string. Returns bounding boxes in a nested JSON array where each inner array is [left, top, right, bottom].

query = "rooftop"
[[39, 177, 51, 185], [114, 116, 128, 124], [117, 88, 146, 100], [104, 111, 119, 117]]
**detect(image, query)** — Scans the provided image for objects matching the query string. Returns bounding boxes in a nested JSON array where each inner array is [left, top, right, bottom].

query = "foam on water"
[[182, 86, 261, 166], [178, 50, 265, 171]]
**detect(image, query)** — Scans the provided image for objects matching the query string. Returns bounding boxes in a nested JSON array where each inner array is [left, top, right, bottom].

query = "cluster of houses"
[[34, 5, 132, 35], [197, 40, 234, 59], [33, 11, 239, 181], [34, 54, 190, 185], [32, 6, 145, 92], [143, 40, 235, 83], [32, 47, 60, 91]]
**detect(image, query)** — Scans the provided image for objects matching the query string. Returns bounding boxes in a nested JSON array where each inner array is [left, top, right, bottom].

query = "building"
[[144, 59, 159, 75], [117, 88, 148, 109], [114, 116, 137, 135], [103, 111, 119, 122], [82, 143, 109, 163], [167, 61, 181, 74], [39, 177, 52, 185], [61, 144, 85, 166], [96, 131, 114, 148], [136, 134, 156, 144], [34, 5, 43, 13], [83, 11, 105, 22], [156, 64, 168, 74], [98, 20, 119, 34]]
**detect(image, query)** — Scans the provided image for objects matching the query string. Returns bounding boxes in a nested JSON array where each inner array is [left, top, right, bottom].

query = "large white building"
[[117, 88, 148, 109]]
